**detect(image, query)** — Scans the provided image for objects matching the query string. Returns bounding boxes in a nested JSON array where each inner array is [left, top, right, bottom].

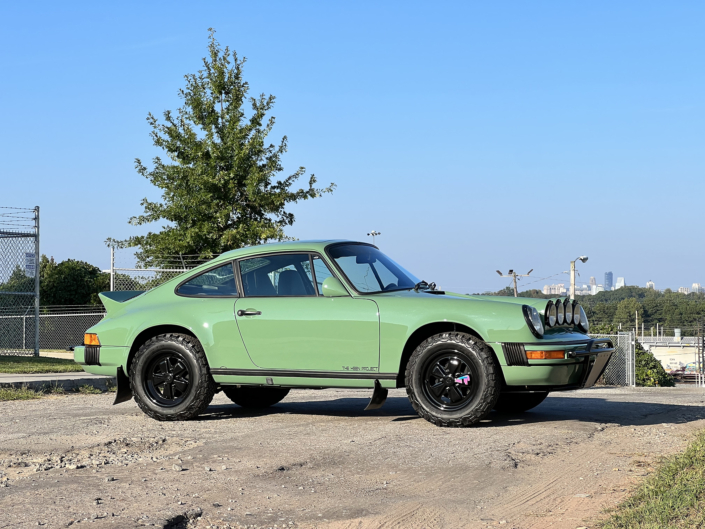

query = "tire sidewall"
[[407, 333, 500, 425], [132, 337, 204, 418]]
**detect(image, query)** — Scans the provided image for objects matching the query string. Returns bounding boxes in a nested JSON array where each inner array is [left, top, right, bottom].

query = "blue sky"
[[1, 1, 703, 293]]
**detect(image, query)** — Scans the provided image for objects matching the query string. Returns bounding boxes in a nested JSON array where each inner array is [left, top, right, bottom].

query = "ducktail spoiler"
[[98, 291, 145, 315]]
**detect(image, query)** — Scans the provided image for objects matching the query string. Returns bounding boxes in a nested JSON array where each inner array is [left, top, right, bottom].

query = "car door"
[[234, 253, 380, 373]]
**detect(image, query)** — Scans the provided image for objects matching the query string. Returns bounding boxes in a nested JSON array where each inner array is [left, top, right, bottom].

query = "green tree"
[[110, 29, 334, 265], [39, 256, 108, 305], [613, 298, 643, 328]]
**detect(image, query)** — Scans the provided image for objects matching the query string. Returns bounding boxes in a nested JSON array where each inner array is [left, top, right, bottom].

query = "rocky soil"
[[1, 387, 704, 529]]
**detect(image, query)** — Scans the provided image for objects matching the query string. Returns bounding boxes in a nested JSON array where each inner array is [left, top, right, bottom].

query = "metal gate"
[[591, 332, 635, 386], [0, 206, 39, 356]]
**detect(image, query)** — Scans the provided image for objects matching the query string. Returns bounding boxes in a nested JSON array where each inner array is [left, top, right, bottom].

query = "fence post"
[[33, 206, 40, 357], [22, 316, 26, 350], [110, 246, 115, 292]]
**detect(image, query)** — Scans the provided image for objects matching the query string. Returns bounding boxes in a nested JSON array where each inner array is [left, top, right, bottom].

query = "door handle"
[[237, 309, 262, 317]]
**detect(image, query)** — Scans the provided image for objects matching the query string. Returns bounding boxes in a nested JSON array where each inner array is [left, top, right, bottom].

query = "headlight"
[[556, 299, 565, 325], [545, 300, 557, 327], [565, 300, 573, 324], [523, 305, 544, 338], [577, 305, 589, 333], [572, 302, 581, 326]]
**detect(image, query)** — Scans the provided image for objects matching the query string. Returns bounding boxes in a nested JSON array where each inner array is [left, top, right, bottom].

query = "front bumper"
[[493, 337, 615, 390]]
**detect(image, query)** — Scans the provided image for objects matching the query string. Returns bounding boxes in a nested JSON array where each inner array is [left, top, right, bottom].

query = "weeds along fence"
[[0, 305, 106, 354]]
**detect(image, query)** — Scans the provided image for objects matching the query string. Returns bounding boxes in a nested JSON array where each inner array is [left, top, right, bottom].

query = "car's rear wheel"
[[494, 392, 549, 413], [222, 386, 290, 409], [131, 333, 216, 421], [405, 332, 500, 427]]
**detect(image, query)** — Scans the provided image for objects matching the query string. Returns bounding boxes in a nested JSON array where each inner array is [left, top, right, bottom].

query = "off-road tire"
[[405, 332, 501, 427], [130, 333, 216, 421], [222, 386, 290, 409], [494, 392, 549, 413]]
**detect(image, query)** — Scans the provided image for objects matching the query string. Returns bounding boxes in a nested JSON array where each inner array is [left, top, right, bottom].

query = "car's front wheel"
[[405, 332, 501, 427], [222, 386, 290, 409], [494, 392, 549, 413], [131, 333, 216, 421]]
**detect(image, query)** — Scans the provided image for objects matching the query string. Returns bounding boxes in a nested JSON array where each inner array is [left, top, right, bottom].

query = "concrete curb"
[[0, 373, 115, 391]]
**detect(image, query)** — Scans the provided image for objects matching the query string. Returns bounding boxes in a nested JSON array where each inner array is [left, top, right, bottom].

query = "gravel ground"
[[1, 387, 704, 529]]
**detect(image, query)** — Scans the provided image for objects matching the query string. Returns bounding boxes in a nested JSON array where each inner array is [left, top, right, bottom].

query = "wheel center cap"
[[167, 375, 174, 382]]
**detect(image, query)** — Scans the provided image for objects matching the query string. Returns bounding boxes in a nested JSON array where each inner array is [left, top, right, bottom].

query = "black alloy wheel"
[[131, 333, 216, 421], [422, 352, 479, 411], [144, 353, 191, 407], [405, 332, 501, 427]]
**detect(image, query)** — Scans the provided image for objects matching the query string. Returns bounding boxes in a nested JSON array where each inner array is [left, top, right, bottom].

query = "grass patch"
[[77, 384, 102, 394], [0, 355, 82, 374], [0, 386, 43, 401], [0, 383, 109, 401], [600, 430, 705, 528]]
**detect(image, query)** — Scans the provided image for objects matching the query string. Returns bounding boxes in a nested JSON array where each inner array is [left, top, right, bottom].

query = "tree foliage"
[[110, 29, 334, 265], [635, 340, 675, 387], [39, 256, 108, 305]]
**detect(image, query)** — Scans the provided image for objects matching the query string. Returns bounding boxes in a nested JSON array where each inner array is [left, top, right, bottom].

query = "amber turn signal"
[[84, 333, 100, 346], [526, 350, 565, 360]]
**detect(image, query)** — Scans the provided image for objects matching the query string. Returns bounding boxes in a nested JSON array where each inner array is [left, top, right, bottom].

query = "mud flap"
[[364, 379, 388, 410], [113, 366, 133, 405]]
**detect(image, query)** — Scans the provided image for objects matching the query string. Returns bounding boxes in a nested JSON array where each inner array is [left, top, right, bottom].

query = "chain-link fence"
[[591, 332, 635, 386], [0, 206, 39, 356], [110, 247, 214, 292], [0, 305, 105, 352]]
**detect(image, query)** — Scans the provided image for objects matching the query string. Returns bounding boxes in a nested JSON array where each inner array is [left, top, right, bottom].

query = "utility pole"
[[570, 256, 589, 300], [367, 230, 381, 246], [496, 269, 533, 297]]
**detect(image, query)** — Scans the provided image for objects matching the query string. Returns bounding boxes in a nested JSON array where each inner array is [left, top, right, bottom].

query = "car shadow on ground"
[[199, 394, 705, 428]]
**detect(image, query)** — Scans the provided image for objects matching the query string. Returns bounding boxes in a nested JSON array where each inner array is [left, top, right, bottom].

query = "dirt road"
[[1, 387, 704, 529]]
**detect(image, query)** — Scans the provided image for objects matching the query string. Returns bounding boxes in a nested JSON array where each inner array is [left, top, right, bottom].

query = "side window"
[[239, 254, 316, 297], [312, 256, 335, 295], [177, 263, 238, 297]]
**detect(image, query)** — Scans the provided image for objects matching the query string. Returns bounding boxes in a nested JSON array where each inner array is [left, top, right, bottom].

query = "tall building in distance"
[[615, 277, 625, 289], [692, 283, 702, 294], [678, 286, 690, 294], [646, 280, 655, 289], [589, 276, 596, 287], [604, 272, 613, 291], [542, 284, 567, 296]]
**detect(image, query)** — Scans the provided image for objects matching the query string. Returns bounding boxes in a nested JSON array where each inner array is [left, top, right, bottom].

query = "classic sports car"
[[74, 241, 614, 427]]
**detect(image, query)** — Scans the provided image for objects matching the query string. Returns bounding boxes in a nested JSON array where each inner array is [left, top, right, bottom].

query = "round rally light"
[[578, 305, 589, 333], [556, 299, 565, 325], [565, 301, 573, 324], [573, 302, 581, 326], [545, 301, 557, 327]]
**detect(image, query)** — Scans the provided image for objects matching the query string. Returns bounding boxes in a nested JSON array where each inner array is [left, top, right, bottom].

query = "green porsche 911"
[[74, 240, 614, 427]]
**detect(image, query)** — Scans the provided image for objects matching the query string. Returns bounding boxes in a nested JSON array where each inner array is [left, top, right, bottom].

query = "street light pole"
[[367, 230, 381, 245], [496, 269, 533, 297], [570, 256, 589, 300]]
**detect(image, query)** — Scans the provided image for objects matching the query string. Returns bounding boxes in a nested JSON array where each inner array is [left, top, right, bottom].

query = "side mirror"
[[321, 276, 349, 297]]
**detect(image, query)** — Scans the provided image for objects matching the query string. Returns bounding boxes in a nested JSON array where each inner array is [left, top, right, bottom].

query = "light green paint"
[[77, 240, 596, 390]]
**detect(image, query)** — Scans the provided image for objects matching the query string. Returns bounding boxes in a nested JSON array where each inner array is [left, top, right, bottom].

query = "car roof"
[[216, 239, 366, 261]]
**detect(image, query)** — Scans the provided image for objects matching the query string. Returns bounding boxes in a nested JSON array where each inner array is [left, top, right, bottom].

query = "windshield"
[[327, 244, 420, 293]]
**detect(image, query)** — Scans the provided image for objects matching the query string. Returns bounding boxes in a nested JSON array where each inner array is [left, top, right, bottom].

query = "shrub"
[[635, 340, 675, 387]]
